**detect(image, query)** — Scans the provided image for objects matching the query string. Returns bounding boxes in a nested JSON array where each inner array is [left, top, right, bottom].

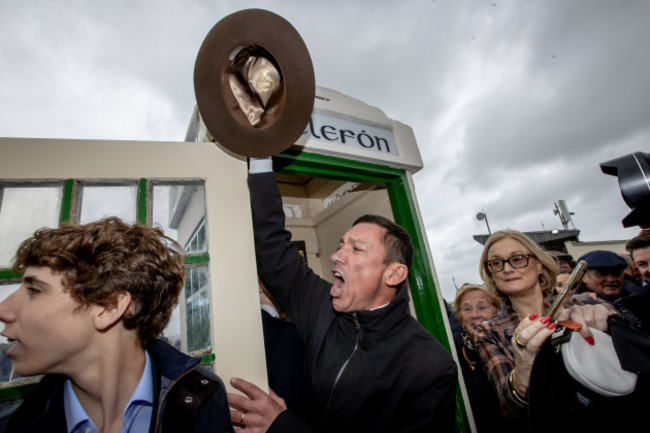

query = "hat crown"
[[578, 250, 627, 268], [194, 9, 315, 158]]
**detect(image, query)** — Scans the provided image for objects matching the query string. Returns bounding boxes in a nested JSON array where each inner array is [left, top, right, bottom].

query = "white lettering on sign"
[[303, 112, 399, 156]]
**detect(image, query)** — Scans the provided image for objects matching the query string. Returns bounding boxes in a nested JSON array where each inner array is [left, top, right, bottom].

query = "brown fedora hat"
[[194, 9, 315, 158]]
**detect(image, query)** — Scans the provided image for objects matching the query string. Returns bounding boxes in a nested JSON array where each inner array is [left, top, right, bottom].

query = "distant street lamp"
[[476, 211, 492, 234]]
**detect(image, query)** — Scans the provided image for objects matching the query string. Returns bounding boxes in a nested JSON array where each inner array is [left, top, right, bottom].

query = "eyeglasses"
[[485, 254, 533, 273]]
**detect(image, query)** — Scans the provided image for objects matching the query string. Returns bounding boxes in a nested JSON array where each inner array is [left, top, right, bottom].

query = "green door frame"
[[275, 150, 471, 432]]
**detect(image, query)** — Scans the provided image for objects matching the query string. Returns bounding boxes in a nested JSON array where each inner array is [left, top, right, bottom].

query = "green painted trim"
[[0, 270, 21, 280], [184, 254, 210, 265], [200, 353, 216, 364], [386, 178, 449, 345], [60, 178, 74, 224], [0, 382, 39, 400], [275, 150, 403, 184], [137, 178, 148, 225], [386, 177, 472, 433], [454, 384, 472, 433]]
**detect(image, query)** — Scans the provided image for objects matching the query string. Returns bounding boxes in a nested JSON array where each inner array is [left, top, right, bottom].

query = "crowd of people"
[[450, 229, 650, 430], [0, 152, 648, 432]]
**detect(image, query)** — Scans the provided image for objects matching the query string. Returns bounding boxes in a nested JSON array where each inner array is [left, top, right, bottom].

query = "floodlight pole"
[[476, 211, 492, 235]]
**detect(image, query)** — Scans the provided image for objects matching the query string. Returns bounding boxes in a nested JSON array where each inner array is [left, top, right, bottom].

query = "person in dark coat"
[[226, 158, 457, 433], [452, 284, 517, 432], [578, 250, 650, 326], [259, 279, 305, 416], [0, 217, 233, 433]]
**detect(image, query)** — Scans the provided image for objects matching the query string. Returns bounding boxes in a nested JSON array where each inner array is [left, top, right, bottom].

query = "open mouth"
[[2, 339, 20, 357], [331, 271, 345, 297]]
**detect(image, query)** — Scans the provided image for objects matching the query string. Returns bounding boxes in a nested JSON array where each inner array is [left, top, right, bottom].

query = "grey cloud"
[[1, 0, 648, 300]]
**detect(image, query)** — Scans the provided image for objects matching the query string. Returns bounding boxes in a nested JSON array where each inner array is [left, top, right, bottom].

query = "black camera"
[[600, 152, 650, 228]]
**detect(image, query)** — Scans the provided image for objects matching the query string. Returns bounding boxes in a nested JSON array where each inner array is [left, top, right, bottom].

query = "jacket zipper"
[[151, 363, 200, 433], [323, 313, 362, 426]]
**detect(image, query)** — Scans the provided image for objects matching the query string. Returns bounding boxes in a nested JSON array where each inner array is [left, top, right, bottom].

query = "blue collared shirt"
[[64, 351, 154, 433]]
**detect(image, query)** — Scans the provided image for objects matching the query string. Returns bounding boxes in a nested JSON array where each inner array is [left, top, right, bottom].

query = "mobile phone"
[[546, 260, 587, 320]]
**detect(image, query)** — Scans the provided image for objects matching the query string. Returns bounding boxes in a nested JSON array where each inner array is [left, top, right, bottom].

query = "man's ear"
[[95, 292, 131, 332], [385, 263, 408, 287]]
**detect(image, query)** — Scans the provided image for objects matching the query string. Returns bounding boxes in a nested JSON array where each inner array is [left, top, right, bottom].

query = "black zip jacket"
[[250, 172, 457, 433], [3, 340, 234, 433]]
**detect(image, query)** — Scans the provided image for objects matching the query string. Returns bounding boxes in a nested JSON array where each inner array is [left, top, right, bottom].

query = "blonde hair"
[[453, 284, 499, 323], [478, 230, 558, 298]]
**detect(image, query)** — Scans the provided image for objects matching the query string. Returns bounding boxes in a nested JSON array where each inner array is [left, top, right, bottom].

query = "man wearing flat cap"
[[578, 250, 650, 324], [579, 250, 632, 302]]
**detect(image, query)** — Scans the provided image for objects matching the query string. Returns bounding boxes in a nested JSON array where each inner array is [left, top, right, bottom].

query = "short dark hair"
[[12, 217, 185, 347], [352, 215, 413, 269], [626, 233, 650, 260]]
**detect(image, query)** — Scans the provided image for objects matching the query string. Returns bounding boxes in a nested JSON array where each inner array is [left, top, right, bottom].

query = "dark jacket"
[[250, 172, 457, 433], [3, 340, 234, 433], [261, 309, 305, 416], [447, 308, 513, 432]]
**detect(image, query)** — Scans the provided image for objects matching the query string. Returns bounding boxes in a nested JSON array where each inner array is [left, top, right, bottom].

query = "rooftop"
[[473, 229, 581, 253]]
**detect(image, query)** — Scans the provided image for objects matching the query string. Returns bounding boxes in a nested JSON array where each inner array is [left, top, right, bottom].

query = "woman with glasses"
[[473, 230, 614, 428]]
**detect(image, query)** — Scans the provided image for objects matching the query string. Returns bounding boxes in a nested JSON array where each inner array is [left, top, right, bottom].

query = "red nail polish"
[[540, 316, 551, 324], [547, 322, 556, 330], [585, 336, 595, 346], [529, 314, 538, 320]]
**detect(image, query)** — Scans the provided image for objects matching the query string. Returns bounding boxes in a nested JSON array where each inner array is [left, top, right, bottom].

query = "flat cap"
[[577, 250, 627, 269]]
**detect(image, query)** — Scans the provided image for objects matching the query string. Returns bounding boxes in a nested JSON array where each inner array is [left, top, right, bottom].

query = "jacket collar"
[[342, 282, 411, 347], [148, 339, 201, 382]]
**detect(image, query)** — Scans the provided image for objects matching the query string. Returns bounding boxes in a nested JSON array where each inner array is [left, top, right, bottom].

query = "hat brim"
[[194, 9, 315, 158]]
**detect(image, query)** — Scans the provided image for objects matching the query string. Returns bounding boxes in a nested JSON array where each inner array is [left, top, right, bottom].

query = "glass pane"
[[153, 183, 206, 253], [186, 219, 207, 254], [185, 265, 211, 353], [79, 184, 136, 224], [187, 291, 211, 353], [0, 186, 62, 268], [0, 283, 21, 383], [196, 224, 206, 252], [198, 265, 208, 287], [185, 267, 197, 297], [152, 185, 178, 240]]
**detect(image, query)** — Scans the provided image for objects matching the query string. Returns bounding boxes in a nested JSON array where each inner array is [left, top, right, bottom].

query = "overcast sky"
[[1, 0, 648, 301]]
